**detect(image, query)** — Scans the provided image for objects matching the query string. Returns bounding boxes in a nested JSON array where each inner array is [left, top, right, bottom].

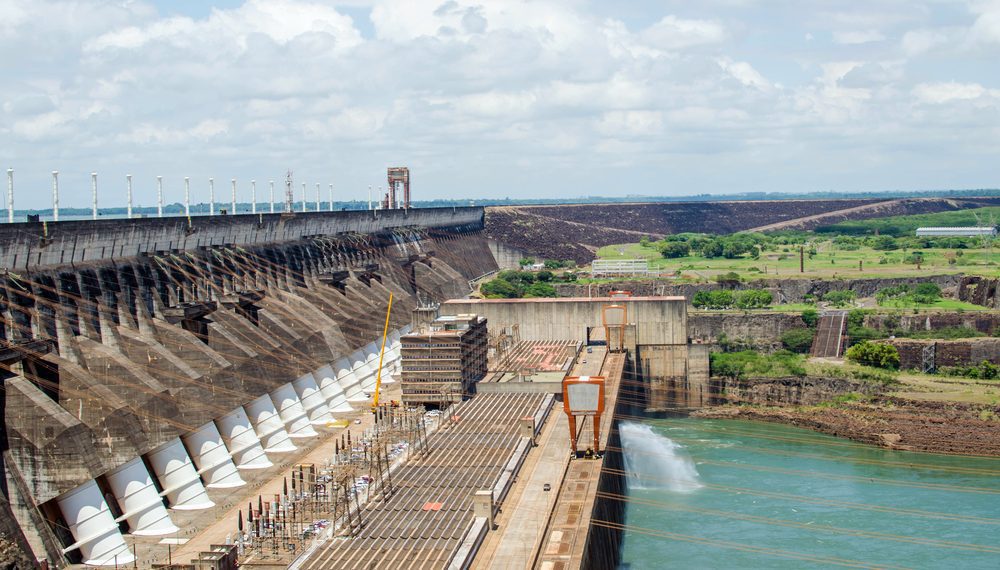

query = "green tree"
[[914, 282, 941, 302], [481, 278, 519, 298], [524, 282, 558, 298], [659, 241, 691, 259], [518, 257, 535, 267], [823, 290, 856, 307], [845, 341, 900, 370], [701, 239, 724, 258], [801, 308, 819, 328], [871, 236, 898, 251], [692, 289, 735, 309], [734, 289, 773, 309], [715, 272, 742, 286], [543, 259, 563, 269], [781, 328, 815, 354], [536, 270, 554, 282]]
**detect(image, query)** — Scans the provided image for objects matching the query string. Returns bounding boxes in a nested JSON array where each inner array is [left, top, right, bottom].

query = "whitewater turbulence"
[[619, 421, 702, 492]]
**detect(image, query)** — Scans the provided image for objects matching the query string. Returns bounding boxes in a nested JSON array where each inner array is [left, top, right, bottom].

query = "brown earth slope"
[[696, 397, 1000, 456], [485, 197, 1000, 263]]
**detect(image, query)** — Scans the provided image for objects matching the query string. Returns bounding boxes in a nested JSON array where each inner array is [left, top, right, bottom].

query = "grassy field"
[[806, 358, 1000, 405], [816, 206, 1000, 236], [595, 241, 999, 280]]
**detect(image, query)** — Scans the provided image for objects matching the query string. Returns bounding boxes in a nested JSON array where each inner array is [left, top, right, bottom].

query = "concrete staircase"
[[811, 310, 848, 358]]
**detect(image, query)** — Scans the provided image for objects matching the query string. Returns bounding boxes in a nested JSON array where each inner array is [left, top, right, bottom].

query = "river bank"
[[693, 396, 1000, 456]]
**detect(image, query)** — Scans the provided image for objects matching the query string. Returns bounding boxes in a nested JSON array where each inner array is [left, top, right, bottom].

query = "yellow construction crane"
[[371, 293, 394, 413]]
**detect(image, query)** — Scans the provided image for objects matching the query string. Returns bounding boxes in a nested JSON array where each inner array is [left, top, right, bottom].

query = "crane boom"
[[371, 292, 394, 412]]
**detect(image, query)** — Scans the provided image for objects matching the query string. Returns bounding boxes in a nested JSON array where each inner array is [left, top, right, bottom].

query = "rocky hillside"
[[485, 197, 1000, 262]]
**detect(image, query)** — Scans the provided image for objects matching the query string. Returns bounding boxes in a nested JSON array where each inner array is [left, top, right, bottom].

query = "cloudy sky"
[[2, 0, 999, 209]]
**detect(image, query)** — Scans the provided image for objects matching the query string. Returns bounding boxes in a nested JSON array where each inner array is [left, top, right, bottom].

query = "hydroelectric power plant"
[[1, 204, 999, 569]]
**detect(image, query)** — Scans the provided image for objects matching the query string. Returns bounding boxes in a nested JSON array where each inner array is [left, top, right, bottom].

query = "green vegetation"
[[938, 361, 1000, 381], [710, 350, 806, 380], [876, 283, 942, 306], [845, 341, 900, 370], [519, 258, 576, 270], [800, 309, 819, 328], [692, 289, 773, 310], [808, 362, 898, 385], [819, 392, 871, 407], [596, 211, 998, 281], [780, 328, 815, 353], [822, 290, 857, 307], [480, 269, 565, 298], [815, 206, 1000, 237]]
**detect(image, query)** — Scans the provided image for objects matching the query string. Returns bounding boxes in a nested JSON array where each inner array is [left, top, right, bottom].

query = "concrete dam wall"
[[0, 206, 483, 270], [0, 209, 497, 566]]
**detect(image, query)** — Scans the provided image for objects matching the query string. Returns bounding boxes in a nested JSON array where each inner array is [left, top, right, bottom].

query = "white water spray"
[[619, 422, 702, 492]]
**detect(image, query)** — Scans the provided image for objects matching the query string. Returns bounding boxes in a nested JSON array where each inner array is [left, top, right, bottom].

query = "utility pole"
[[125, 174, 132, 219], [91, 172, 98, 220], [156, 176, 163, 218], [6, 168, 12, 223], [51, 171, 59, 221]]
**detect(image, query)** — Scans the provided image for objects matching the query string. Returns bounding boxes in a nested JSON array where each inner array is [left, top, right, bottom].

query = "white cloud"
[[596, 110, 664, 137], [970, 0, 1000, 45], [1, 1, 999, 206], [832, 29, 886, 44], [900, 28, 949, 55], [86, 0, 362, 54], [912, 82, 997, 104], [640, 15, 727, 50], [716, 57, 771, 90]]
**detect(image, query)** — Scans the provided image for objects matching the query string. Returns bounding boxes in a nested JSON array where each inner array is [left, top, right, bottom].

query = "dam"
[[1, 206, 703, 569]]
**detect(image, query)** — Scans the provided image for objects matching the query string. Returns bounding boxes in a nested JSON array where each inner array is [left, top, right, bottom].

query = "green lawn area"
[[595, 241, 999, 281], [877, 298, 990, 311]]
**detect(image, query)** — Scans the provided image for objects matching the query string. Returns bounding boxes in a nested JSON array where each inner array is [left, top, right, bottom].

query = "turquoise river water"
[[618, 418, 1000, 569]]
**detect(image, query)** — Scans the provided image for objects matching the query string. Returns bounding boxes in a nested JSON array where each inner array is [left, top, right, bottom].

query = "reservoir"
[[619, 419, 1000, 569]]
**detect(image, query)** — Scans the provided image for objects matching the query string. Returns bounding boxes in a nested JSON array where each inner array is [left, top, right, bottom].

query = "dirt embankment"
[[695, 397, 1000, 456], [485, 197, 1000, 262]]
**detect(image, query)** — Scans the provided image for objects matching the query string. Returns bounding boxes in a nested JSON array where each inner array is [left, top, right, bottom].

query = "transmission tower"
[[284, 170, 294, 213]]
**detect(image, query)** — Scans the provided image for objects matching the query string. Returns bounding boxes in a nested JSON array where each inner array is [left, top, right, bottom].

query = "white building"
[[915, 227, 997, 237]]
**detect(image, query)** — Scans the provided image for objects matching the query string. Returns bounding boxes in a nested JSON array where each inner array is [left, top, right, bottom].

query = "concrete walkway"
[[474, 408, 570, 569]]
